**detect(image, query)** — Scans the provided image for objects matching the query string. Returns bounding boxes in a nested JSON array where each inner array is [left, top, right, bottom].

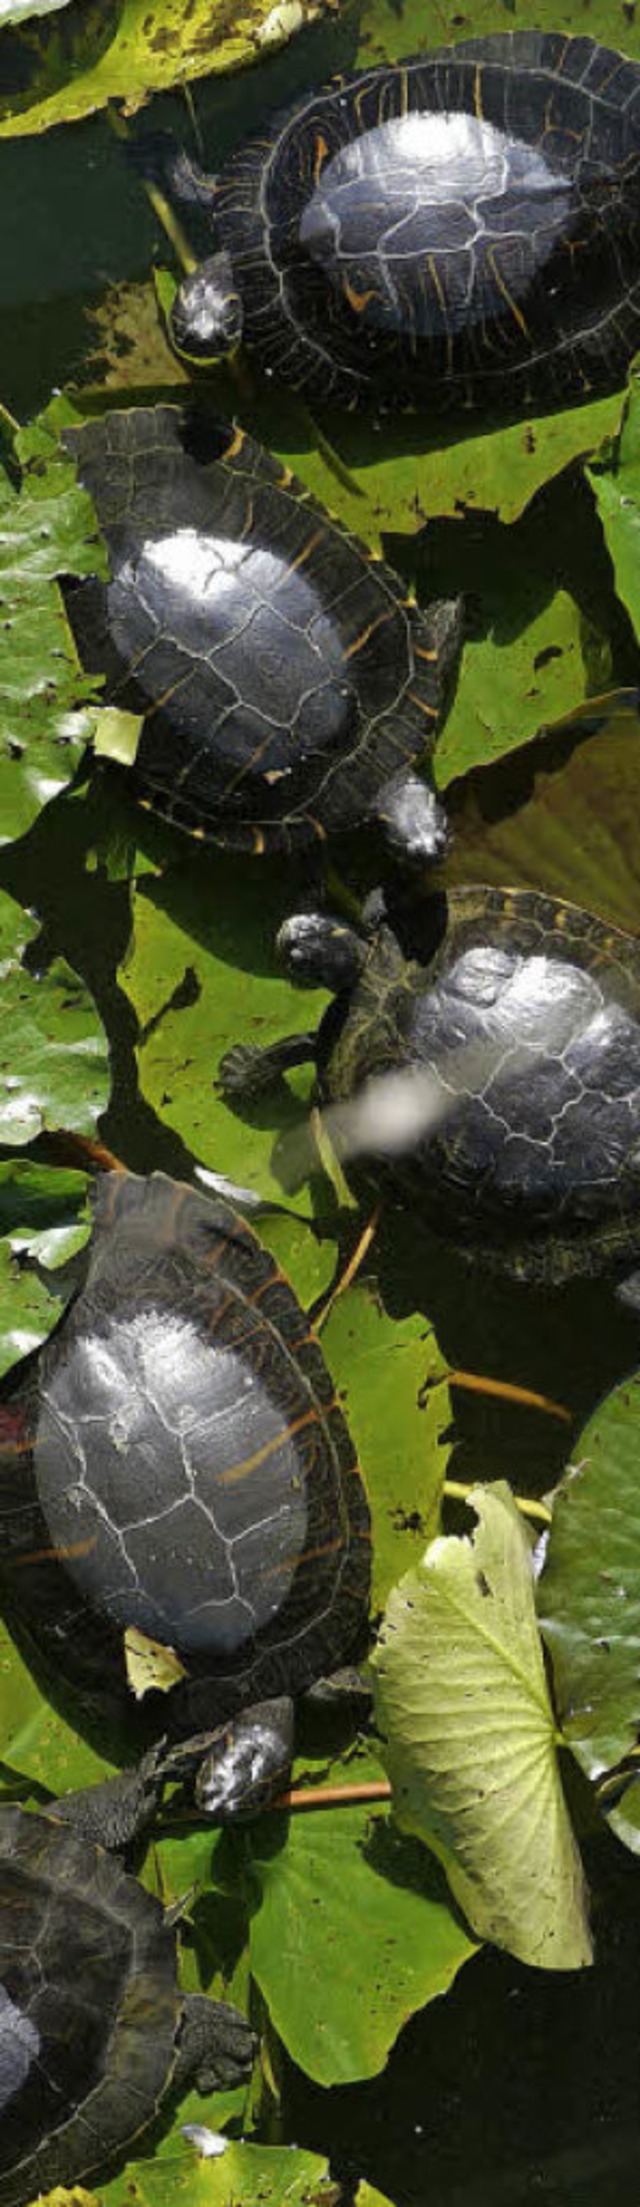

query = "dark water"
[[3, 18, 640, 2203]]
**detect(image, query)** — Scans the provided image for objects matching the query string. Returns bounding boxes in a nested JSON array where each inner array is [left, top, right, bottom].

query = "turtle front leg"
[[49, 1742, 166, 1851], [218, 1031, 317, 1101], [373, 767, 449, 866], [219, 912, 364, 1104], [174, 1992, 256, 2094]]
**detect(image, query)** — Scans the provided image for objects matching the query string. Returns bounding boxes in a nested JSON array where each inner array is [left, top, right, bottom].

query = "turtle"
[[0, 1801, 253, 2207], [0, 1169, 371, 1826], [219, 886, 640, 1287], [60, 403, 461, 862], [144, 30, 640, 415]]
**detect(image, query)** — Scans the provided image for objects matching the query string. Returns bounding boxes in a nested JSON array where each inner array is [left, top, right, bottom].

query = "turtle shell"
[[319, 886, 640, 1283], [0, 1803, 178, 2207], [60, 404, 455, 853], [0, 1172, 370, 1743], [208, 30, 640, 412]]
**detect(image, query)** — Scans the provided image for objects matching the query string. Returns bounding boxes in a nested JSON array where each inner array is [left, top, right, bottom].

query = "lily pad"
[[100, 2140, 340, 2207], [372, 1483, 591, 1970], [539, 1375, 640, 1807], [354, 0, 640, 72], [279, 389, 626, 551], [119, 854, 329, 1211], [0, 883, 110, 1145], [1, 0, 75, 18], [0, 0, 339, 137], [0, 1156, 90, 1376], [0, 399, 104, 843], [435, 587, 588, 787], [321, 1284, 451, 1609], [587, 368, 640, 645], [246, 1752, 476, 2085], [0, 1614, 114, 1794]]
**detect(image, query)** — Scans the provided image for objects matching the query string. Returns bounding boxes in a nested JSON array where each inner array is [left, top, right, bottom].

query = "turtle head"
[[170, 252, 243, 366]]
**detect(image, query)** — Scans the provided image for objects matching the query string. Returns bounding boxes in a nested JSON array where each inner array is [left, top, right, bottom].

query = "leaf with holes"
[[372, 1483, 591, 1969]]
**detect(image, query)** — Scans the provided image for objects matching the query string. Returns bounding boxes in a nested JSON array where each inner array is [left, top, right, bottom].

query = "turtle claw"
[[49, 1750, 165, 1852], [218, 1042, 279, 1099], [177, 1993, 256, 2093], [218, 1033, 316, 1100]]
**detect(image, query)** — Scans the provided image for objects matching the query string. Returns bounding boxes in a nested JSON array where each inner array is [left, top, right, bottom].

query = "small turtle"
[[60, 404, 461, 862], [220, 887, 640, 1286], [0, 1801, 252, 2207], [147, 31, 640, 414], [0, 1169, 370, 1823]]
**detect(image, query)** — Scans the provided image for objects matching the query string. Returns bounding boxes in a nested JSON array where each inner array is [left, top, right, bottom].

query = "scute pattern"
[[60, 406, 451, 852], [321, 889, 640, 1281], [35, 1307, 310, 1652], [0, 1806, 177, 2207], [0, 1173, 370, 1740], [213, 29, 640, 410]]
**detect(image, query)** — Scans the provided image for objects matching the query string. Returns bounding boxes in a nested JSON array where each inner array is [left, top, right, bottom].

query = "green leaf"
[[253, 1206, 336, 1311], [435, 588, 590, 787], [321, 1284, 451, 1610], [0, 1157, 90, 1376], [587, 367, 640, 642], [539, 1375, 640, 1815], [92, 704, 142, 767], [0, 0, 338, 137], [246, 1753, 476, 2084], [100, 2141, 337, 2207], [0, 1615, 114, 1793], [0, 883, 110, 1144], [275, 388, 625, 550], [119, 854, 329, 1210], [0, 401, 103, 842], [2, 1, 75, 18], [353, 0, 640, 72], [372, 1483, 591, 1970]]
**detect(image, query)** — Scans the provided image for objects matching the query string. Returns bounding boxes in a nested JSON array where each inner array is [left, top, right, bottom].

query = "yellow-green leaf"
[[372, 1483, 591, 1970]]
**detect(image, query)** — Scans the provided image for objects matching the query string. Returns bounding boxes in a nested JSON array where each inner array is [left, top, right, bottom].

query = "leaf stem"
[[429, 1369, 570, 1423], [315, 1204, 381, 1329], [269, 1780, 391, 1813]]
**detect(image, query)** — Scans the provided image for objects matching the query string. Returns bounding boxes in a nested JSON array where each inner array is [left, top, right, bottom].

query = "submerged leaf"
[[372, 1483, 591, 1970], [445, 693, 640, 934]]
